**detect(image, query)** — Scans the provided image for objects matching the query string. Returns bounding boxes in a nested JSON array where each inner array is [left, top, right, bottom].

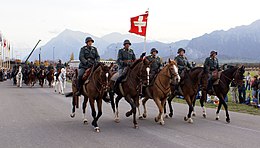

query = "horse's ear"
[[168, 58, 171, 63], [109, 63, 114, 69]]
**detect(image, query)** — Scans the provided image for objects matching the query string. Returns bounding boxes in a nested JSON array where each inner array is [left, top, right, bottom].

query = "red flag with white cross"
[[129, 11, 149, 36]]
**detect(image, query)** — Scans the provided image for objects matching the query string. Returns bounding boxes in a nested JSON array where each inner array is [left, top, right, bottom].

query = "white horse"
[[16, 66, 23, 88], [53, 68, 66, 95]]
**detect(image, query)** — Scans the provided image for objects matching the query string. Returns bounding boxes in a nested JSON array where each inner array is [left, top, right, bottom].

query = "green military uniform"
[[174, 55, 192, 74], [47, 64, 54, 71], [146, 54, 162, 80], [56, 62, 64, 72], [76, 37, 100, 96], [40, 63, 45, 70], [117, 48, 136, 72], [204, 57, 219, 73]]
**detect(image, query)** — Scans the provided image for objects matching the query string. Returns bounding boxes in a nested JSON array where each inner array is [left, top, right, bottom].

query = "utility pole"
[[39, 48, 41, 63], [53, 47, 55, 62]]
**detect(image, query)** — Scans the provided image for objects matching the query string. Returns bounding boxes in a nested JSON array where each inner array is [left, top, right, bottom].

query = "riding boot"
[[75, 79, 82, 96], [114, 75, 124, 91], [207, 78, 214, 94]]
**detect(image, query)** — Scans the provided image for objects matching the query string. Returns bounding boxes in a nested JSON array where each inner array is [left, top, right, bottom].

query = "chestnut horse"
[[38, 69, 46, 87], [164, 67, 209, 123], [141, 59, 180, 125], [109, 59, 152, 128]]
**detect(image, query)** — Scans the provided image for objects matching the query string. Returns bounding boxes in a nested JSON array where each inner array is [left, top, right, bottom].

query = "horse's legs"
[[93, 98, 103, 132], [221, 98, 230, 123], [89, 98, 97, 129], [154, 97, 164, 125], [142, 97, 149, 118], [200, 91, 207, 118], [216, 97, 222, 120], [109, 91, 115, 113], [184, 95, 194, 123], [124, 95, 138, 128], [70, 96, 76, 118], [114, 95, 122, 123], [82, 96, 88, 124], [167, 94, 175, 118]]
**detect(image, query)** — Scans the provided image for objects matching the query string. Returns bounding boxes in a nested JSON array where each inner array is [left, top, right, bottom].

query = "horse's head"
[[167, 59, 180, 85], [233, 65, 245, 87], [99, 63, 113, 91]]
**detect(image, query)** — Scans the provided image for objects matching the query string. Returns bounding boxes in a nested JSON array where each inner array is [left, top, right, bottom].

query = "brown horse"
[[46, 69, 54, 88], [201, 65, 245, 123], [28, 68, 36, 87], [38, 69, 46, 87], [69, 69, 79, 118], [141, 59, 180, 125], [164, 67, 209, 123], [81, 63, 112, 132], [109, 59, 152, 128]]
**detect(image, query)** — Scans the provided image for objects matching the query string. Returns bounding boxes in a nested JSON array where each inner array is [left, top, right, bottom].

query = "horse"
[[164, 67, 209, 123], [81, 63, 112, 132], [28, 68, 37, 87], [38, 69, 46, 87], [141, 59, 180, 125], [109, 58, 152, 128], [16, 66, 23, 88], [200, 65, 245, 123], [69, 69, 79, 118], [46, 69, 54, 88], [54, 68, 66, 95]]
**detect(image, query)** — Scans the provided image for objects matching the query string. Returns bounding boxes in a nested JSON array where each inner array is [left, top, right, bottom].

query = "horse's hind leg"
[[221, 98, 230, 123], [216, 98, 222, 121], [192, 97, 196, 117], [109, 91, 115, 113], [82, 96, 88, 124], [200, 91, 207, 118]]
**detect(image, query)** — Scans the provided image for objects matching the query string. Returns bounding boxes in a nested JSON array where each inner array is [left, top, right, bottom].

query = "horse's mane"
[[130, 59, 143, 69], [190, 67, 203, 72], [222, 66, 238, 75]]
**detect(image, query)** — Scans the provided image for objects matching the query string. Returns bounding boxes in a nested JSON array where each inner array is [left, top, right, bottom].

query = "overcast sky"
[[1, 0, 260, 56]]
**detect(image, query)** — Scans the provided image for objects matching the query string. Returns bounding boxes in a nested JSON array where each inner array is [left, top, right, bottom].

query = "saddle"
[[82, 68, 92, 82]]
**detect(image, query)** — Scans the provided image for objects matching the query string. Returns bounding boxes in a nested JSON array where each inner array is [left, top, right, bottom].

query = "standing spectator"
[[251, 75, 258, 100], [238, 81, 246, 104], [230, 81, 238, 103], [245, 72, 251, 90]]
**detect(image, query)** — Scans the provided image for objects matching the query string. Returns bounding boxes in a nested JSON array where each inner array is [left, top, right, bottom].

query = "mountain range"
[[27, 19, 260, 63]]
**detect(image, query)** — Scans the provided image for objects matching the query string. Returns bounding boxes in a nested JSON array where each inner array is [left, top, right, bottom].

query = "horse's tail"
[[65, 92, 73, 97]]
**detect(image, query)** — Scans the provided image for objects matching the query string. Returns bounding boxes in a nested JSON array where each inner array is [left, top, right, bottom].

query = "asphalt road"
[[0, 80, 260, 148]]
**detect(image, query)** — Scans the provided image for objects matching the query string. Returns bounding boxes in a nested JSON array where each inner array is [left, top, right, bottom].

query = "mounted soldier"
[[174, 48, 192, 95], [55, 59, 64, 79], [75, 37, 100, 96], [204, 50, 220, 94], [22, 63, 29, 84], [47, 63, 54, 75], [113, 39, 136, 90], [145, 48, 162, 82]]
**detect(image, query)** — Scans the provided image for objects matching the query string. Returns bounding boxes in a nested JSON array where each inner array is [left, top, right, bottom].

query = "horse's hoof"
[[70, 113, 75, 118], [216, 117, 219, 120], [154, 117, 159, 123], [192, 113, 196, 117], [184, 116, 188, 121], [169, 113, 173, 118], [83, 119, 88, 124], [94, 127, 100, 133], [160, 121, 165, 125], [139, 116, 143, 120], [114, 118, 120, 123], [187, 118, 193, 123], [164, 114, 169, 119], [142, 114, 147, 119], [203, 114, 207, 118], [226, 118, 230, 123], [134, 124, 139, 129], [55, 90, 56, 92], [125, 111, 132, 117]]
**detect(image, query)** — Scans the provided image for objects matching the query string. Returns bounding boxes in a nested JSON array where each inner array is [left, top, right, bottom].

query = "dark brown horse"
[[164, 67, 209, 123], [38, 69, 46, 87], [141, 59, 180, 125], [46, 69, 54, 88], [28, 68, 36, 87], [201, 65, 245, 123], [109, 59, 152, 128], [69, 69, 79, 118], [81, 63, 112, 132]]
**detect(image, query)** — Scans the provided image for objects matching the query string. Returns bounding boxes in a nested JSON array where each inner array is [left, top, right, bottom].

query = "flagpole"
[[143, 9, 149, 53]]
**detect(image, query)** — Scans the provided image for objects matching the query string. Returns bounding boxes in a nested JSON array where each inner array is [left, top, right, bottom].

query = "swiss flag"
[[129, 11, 148, 36]]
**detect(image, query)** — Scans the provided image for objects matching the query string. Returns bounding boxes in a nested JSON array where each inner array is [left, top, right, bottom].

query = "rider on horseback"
[[47, 63, 54, 75], [22, 63, 29, 84], [145, 48, 162, 83], [114, 39, 136, 91], [75, 37, 100, 96], [55, 60, 64, 79], [174, 48, 192, 95], [204, 50, 220, 94]]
